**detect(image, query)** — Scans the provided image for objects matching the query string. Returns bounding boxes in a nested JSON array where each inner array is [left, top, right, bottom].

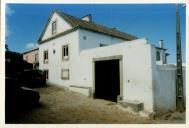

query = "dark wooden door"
[[94, 59, 120, 102]]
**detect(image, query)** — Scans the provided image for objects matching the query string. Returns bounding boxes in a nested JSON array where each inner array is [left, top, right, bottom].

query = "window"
[[61, 69, 69, 80], [35, 53, 38, 62], [44, 50, 48, 63], [44, 70, 49, 80], [156, 51, 160, 61], [52, 21, 57, 34], [62, 45, 69, 60]]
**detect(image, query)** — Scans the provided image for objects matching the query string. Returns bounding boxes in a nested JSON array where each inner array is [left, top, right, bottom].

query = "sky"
[[6, 4, 186, 64]]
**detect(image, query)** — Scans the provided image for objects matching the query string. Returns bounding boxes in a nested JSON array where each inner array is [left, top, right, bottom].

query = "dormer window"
[[52, 21, 57, 34]]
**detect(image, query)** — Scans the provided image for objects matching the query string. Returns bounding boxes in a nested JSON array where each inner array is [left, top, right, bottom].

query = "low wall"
[[69, 85, 92, 97], [153, 65, 176, 114], [79, 38, 154, 112]]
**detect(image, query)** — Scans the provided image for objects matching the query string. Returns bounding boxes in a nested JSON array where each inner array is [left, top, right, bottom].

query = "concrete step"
[[118, 100, 144, 112]]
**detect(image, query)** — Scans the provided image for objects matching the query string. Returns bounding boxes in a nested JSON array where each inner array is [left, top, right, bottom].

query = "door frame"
[[92, 55, 123, 101]]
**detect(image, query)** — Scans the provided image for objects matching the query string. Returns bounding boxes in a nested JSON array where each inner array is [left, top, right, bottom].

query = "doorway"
[[94, 59, 120, 102]]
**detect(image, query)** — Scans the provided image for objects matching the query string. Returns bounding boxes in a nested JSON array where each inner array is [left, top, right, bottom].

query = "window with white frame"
[[61, 69, 69, 80], [52, 21, 57, 34], [62, 45, 69, 60], [44, 50, 48, 63]]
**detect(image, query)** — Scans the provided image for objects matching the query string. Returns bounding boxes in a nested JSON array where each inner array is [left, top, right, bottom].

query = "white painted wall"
[[39, 36, 154, 112], [38, 11, 178, 114], [75, 38, 154, 112], [153, 65, 176, 114], [151, 45, 177, 114], [39, 30, 79, 86], [39, 23, 126, 88], [78, 29, 125, 51], [122, 43, 154, 113], [42, 12, 72, 41]]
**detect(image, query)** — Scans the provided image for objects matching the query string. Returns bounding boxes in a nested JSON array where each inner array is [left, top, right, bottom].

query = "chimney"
[[82, 14, 92, 22], [159, 40, 163, 48]]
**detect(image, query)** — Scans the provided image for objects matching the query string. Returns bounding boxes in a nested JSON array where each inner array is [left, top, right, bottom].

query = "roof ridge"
[[57, 11, 137, 39], [38, 10, 138, 43], [22, 48, 39, 54], [58, 11, 118, 30]]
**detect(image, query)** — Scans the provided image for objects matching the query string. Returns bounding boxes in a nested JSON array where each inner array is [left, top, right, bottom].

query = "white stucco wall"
[[39, 30, 79, 86], [151, 45, 177, 114], [78, 29, 125, 51], [153, 65, 176, 114], [38, 11, 178, 114], [42, 12, 72, 41], [39, 36, 154, 112], [76, 38, 154, 112]]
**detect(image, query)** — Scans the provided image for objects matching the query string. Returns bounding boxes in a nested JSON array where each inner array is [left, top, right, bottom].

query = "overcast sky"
[[6, 4, 186, 64]]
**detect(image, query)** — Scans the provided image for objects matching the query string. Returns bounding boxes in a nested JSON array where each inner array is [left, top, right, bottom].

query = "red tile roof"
[[38, 10, 137, 43]]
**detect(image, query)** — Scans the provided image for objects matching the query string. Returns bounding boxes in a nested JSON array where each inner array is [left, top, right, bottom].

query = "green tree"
[[5, 44, 9, 51]]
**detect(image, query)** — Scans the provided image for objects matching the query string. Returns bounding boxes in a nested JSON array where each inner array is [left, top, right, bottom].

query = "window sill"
[[52, 32, 57, 36], [61, 77, 69, 80], [62, 57, 69, 61]]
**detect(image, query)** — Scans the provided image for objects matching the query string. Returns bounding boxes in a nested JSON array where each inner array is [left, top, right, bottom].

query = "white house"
[[38, 10, 176, 116]]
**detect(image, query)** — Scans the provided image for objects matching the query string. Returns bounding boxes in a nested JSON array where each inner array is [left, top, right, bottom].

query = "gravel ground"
[[7, 85, 185, 124]]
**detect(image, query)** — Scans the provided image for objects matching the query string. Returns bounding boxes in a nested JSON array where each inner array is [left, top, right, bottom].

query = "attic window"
[[52, 21, 57, 34]]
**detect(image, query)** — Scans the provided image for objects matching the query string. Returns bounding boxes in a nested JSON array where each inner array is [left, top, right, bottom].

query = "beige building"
[[22, 48, 39, 69]]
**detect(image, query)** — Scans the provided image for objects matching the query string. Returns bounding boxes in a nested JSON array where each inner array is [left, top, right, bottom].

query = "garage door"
[[94, 59, 120, 102]]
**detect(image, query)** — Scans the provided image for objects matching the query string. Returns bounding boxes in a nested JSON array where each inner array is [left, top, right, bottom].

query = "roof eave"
[[38, 27, 79, 44], [38, 10, 76, 43], [78, 26, 137, 41], [155, 47, 167, 51], [22, 48, 39, 55]]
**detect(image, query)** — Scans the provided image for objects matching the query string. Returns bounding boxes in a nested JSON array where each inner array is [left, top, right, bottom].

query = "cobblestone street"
[[7, 85, 185, 124]]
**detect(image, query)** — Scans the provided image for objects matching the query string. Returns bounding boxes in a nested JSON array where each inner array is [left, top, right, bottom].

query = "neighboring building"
[[6, 51, 33, 77], [22, 48, 39, 69], [38, 10, 177, 116]]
